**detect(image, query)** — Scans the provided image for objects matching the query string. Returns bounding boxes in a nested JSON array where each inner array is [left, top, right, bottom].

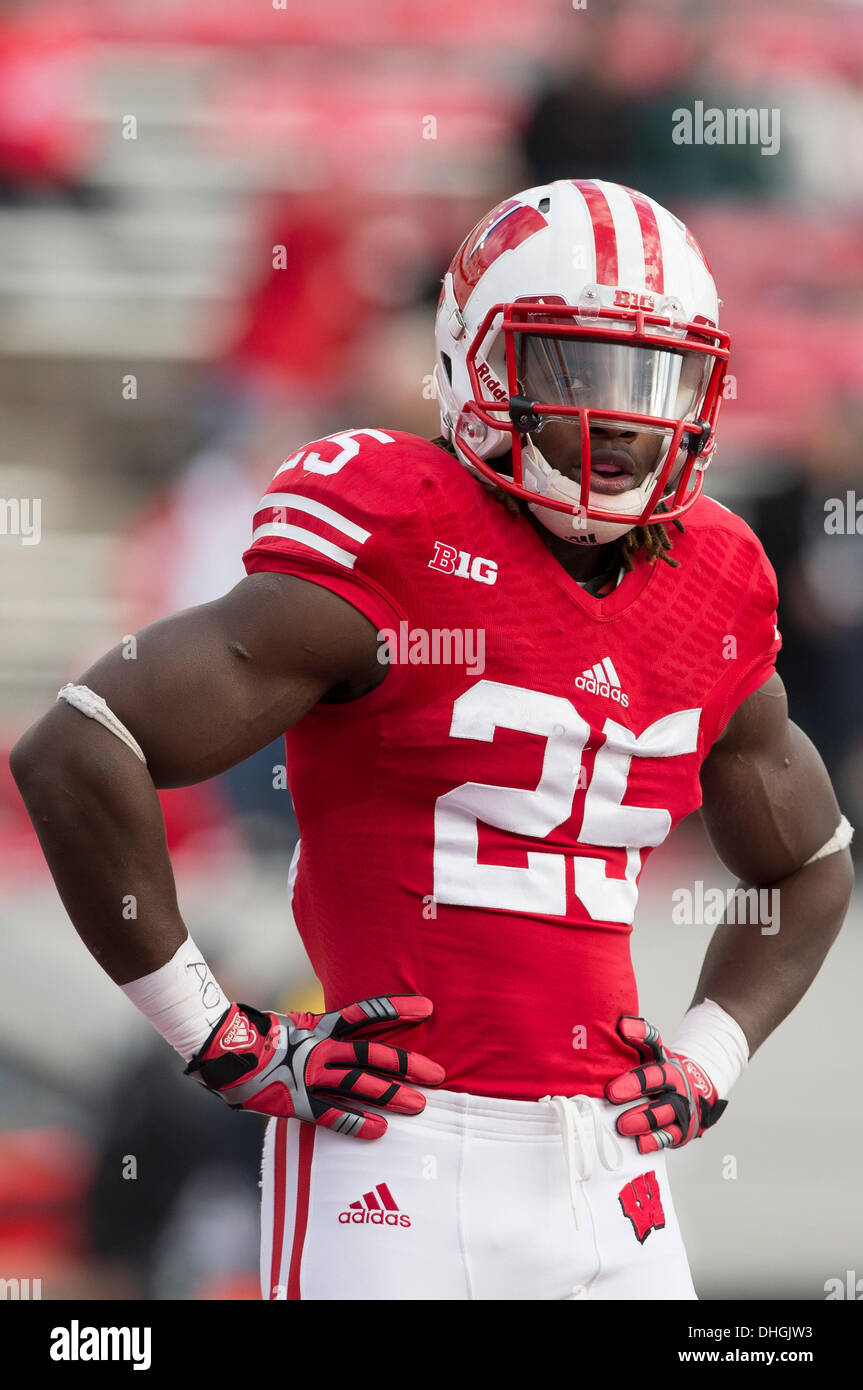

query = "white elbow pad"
[[804, 815, 854, 866]]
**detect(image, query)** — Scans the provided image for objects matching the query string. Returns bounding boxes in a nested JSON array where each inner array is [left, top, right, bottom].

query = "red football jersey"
[[243, 429, 780, 1100]]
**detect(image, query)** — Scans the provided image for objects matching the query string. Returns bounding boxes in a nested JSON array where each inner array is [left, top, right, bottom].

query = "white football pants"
[[260, 1087, 697, 1300]]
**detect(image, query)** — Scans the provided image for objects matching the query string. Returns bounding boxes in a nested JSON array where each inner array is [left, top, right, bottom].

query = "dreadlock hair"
[[620, 519, 683, 571], [430, 436, 684, 567]]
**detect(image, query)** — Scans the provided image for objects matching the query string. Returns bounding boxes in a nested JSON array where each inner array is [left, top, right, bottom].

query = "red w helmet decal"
[[450, 198, 547, 312], [618, 1171, 667, 1244], [685, 225, 714, 277]]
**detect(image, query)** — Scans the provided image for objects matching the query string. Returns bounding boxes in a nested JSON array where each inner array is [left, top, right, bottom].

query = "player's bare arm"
[[605, 671, 853, 1155], [695, 671, 853, 1053], [10, 572, 383, 983], [11, 574, 441, 1140]]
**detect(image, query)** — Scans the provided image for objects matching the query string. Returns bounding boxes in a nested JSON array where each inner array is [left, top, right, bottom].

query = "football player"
[[12, 180, 853, 1300]]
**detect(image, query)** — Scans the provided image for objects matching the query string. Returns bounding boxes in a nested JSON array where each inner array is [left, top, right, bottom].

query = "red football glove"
[[604, 1015, 727, 1153], [186, 994, 445, 1140]]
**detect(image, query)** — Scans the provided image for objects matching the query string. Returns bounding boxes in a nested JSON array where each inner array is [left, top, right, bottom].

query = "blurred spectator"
[[85, 1042, 264, 1300], [0, 4, 100, 205], [84, 960, 325, 1300], [521, 7, 785, 203], [118, 419, 311, 857], [754, 399, 863, 848]]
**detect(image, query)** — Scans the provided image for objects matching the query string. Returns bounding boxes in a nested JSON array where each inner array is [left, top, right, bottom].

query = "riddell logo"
[[475, 361, 507, 402], [338, 1183, 411, 1227], [575, 657, 630, 707]]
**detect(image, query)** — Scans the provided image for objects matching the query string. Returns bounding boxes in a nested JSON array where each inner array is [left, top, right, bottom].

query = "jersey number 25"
[[433, 680, 700, 925]]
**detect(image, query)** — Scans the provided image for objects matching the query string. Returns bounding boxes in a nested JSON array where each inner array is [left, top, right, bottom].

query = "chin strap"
[[522, 438, 646, 545]]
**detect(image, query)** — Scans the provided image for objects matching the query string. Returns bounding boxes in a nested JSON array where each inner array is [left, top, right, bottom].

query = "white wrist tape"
[[121, 936, 229, 1061], [57, 683, 147, 765], [669, 998, 749, 1101], [804, 814, 854, 865]]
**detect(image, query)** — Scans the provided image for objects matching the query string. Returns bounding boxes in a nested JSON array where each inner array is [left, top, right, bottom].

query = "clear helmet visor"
[[514, 333, 714, 424], [503, 332, 717, 504]]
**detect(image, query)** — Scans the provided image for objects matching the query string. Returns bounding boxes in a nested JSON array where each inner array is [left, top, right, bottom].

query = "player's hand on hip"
[[186, 994, 445, 1139], [604, 1015, 726, 1153]]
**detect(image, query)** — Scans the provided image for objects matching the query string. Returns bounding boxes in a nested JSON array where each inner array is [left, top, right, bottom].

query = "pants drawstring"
[[540, 1095, 624, 1229]]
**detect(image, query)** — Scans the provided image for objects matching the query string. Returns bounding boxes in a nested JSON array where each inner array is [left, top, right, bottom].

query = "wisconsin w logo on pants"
[[618, 1171, 666, 1243]]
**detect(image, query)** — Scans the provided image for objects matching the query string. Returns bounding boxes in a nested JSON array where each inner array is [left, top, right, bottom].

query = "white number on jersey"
[[433, 680, 700, 925], [274, 429, 395, 479]]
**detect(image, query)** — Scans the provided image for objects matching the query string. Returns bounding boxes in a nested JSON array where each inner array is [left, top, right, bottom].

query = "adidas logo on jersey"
[[575, 657, 630, 707], [338, 1182, 411, 1227]]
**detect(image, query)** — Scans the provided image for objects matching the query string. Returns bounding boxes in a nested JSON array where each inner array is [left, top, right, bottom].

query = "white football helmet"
[[434, 179, 730, 544]]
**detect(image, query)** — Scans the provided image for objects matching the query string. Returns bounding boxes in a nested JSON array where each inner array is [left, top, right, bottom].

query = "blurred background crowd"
[[1, 0, 861, 1300]]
